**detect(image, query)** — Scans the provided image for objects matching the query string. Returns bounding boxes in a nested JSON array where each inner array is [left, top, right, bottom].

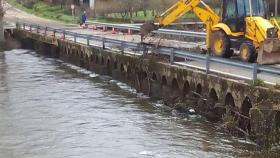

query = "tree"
[[0, 0, 5, 47]]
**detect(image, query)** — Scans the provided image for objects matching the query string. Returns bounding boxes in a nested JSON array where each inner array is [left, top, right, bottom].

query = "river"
[[0, 49, 278, 158]]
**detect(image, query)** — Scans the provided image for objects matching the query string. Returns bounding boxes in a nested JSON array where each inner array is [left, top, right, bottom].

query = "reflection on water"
[[0, 49, 278, 158]]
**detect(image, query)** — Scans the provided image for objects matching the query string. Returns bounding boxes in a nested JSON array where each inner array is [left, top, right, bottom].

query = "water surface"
[[0, 49, 278, 158]]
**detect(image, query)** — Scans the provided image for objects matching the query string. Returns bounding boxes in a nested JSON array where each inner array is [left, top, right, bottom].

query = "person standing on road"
[[80, 11, 87, 27]]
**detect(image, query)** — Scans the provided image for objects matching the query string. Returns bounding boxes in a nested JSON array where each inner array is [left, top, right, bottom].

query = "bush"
[[18, 0, 39, 8]]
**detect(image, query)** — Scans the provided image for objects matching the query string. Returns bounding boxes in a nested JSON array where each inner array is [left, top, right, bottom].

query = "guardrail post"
[[29, 25, 32, 32], [36, 25, 40, 33], [252, 63, 258, 82], [206, 53, 210, 74], [61, 30, 65, 40], [53, 30, 56, 37], [74, 33, 77, 43], [16, 22, 20, 30], [102, 38, 105, 49], [23, 23, 26, 30], [87, 36, 90, 46], [142, 44, 147, 55], [170, 48, 175, 65], [121, 41, 125, 54], [44, 27, 48, 36]]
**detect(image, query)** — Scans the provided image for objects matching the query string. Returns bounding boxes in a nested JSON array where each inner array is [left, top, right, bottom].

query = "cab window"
[[225, 0, 237, 19]]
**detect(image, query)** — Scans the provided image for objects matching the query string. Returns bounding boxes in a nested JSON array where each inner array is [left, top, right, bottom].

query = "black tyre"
[[239, 41, 256, 63], [211, 30, 232, 58]]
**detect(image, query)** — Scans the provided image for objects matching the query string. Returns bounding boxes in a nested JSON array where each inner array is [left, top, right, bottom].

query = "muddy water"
[[0, 49, 279, 158]]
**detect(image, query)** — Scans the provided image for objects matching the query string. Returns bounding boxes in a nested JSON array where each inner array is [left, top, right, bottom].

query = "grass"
[[274, 17, 280, 25], [8, 0, 80, 24], [106, 10, 196, 22], [248, 79, 266, 87]]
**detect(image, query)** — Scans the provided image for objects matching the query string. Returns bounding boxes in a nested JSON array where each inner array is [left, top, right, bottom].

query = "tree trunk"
[[276, 0, 278, 16], [0, 16, 4, 45]]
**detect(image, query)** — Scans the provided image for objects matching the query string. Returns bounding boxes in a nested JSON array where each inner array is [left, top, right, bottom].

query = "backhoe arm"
[[158, 0, 219, 26], [140, 0, 220, 48]]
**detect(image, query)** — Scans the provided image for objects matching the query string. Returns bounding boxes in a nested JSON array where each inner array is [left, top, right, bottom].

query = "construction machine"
[[141, 0, 280, 64]]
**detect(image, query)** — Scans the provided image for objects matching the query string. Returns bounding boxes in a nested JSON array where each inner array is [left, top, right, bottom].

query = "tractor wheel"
[[211, 30, 232, 58], [239, 41, 256, 63]]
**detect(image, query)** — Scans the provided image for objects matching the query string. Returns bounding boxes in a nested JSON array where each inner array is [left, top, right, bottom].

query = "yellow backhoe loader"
[[141, 0, 280, 64]]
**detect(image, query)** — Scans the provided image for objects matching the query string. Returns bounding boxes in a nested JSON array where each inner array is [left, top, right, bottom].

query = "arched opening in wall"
[[127, 65, 132, 74], [171, 78, 180, 97], [120, 64, 124, 72], [106, 59, 111, 68], [183, 81, 190, 95], [79, 52, 85, 67], [90, 54, 94, 62], [196, 84, 202, 95], [275, 111, 280, 129], [209, 88, 218, 106], [126, 65, 132, 79], [142, 71, 147, 80], [225, 93, 235, 107], [152, 72, 157, 81], [84, 55, 89, 69], [67, 48, 70, 55], [135, 67, 140, 86], [161, 76, 167, 86], [101, 57, 105, 65], [95, 55, 99, 64], [55, 46, 60, 58], [135, 67, 139, 76], [114, 60, 118, 69], [76, 51, 79, 58], [239, 97, 252, 134], [107, 59, 111, 74], [172, 78, 179, 90], [225, 93, 237, 117], [85, 54, 89, 61]]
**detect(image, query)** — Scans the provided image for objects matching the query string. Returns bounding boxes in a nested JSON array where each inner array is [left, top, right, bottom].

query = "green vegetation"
[[8, 0, 80, 23], [106, 10, 196, 22], [249, 79, 266, 87], [275, 17, 280, 25], [7, 0, 280, 25], [8, 0, 196, 24], [275, 83, 280, 90]]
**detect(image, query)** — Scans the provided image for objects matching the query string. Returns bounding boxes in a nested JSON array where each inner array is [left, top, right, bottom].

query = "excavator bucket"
[[257, 38, 280, 65], [140, 23, 157, 36], [140, 23, 159, 42]]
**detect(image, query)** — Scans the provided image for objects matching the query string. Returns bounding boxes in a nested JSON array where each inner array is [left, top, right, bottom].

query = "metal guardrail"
[[85, 21, 207, 38], [17, 22, 280, 83]]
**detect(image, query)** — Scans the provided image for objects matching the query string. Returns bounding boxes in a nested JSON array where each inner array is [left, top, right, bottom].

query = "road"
[[5, 5, 280, 85]]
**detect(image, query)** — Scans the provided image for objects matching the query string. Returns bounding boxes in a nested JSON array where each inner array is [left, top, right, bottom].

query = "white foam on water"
[[139, 150, 153, 155], [89, 73, 99, 78], [57, 61, 150, 99], [62, 63, 93, 76], [116, 82, 137, 94]]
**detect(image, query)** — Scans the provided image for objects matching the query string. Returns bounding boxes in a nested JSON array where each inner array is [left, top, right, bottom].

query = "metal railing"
[[16, 22, 280, 83], [85, 21, 207, 38]]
